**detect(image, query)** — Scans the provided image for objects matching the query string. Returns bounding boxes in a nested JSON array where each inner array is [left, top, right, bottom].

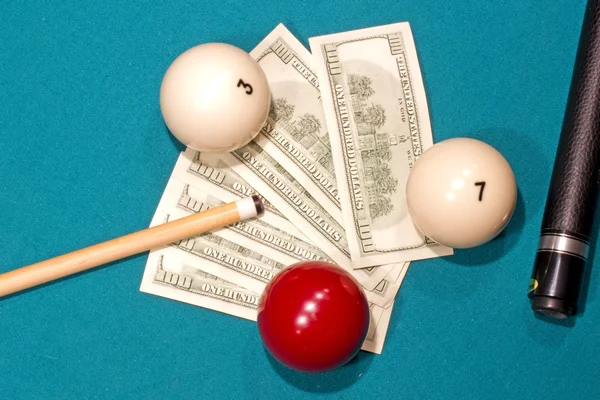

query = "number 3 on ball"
[[237, 79, 253, 95], [475, 181, 486, 201]]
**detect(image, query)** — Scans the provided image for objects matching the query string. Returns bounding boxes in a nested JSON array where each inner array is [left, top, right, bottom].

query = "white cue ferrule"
[[235, 195, 264, 220]]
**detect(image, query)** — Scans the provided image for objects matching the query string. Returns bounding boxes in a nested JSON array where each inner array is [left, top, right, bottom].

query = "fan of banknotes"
[[139, 22, 453, 355]]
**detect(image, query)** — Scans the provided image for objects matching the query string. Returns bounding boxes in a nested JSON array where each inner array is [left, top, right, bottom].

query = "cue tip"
[[252, 194, 265, 216]]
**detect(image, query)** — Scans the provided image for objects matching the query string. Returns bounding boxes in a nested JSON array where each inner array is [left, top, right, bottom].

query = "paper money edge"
[[140, 249, 259, 322], [362, 303, 394, 354]]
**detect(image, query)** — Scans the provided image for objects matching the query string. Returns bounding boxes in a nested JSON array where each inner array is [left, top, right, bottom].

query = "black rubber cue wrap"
[[529, 0, 600, 319]]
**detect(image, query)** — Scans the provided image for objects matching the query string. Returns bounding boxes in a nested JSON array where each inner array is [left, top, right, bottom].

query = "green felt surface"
[[1, 0, 599, 399]]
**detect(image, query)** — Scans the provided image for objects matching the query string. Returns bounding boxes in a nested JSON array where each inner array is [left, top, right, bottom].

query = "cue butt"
[[0, 195, 264, 298], [529, 0, 600, 318]]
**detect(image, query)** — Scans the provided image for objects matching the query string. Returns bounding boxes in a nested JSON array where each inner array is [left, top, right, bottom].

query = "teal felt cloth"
[[1, 0, 598, 398]]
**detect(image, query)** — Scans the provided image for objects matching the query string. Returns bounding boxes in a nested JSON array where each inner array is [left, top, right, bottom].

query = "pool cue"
[[0, 195, 264, 298], [529, 0, 600, 319]]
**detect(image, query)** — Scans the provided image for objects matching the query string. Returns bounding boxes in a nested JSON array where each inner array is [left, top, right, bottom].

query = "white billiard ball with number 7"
[[160, 43, 271, 153], [406, 138, 517, 249]]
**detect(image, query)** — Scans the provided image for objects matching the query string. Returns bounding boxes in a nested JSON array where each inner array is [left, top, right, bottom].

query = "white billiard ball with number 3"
[[406, 138, 517, 249], [160, 43, 271, 153]]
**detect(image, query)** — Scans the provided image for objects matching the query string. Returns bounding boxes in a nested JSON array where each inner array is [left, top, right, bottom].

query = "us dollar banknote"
[[309, 22, 454, 267], [146, 154, 400, 306], [141, 248, 393, 354], [248, 23, 342, 224], [141, 250, 260, 321], [151, 208, 288, 294], [174, 149, 397, 290], [142, 172, 327, 293], [162, 176, 331, 267], [171, 151, 398, 306], [182, 146, 302, 237], [246, 22, 408, 291], [219, 24, 404, 279]]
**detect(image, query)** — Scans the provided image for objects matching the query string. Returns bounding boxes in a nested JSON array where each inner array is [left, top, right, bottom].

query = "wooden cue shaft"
[[0, 196, 263, 298]]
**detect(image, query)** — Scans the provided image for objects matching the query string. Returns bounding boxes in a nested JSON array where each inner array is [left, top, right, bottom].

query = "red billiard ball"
[[257, 261, 370, 373]]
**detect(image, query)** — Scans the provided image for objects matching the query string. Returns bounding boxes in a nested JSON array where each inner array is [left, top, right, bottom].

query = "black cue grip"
[[529, 0, 600, 319]]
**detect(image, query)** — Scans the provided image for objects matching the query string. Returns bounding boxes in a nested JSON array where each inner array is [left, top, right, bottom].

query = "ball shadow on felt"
[[407, 188, 526, 304], [264, 347, 374, 393], [440, 127, 546, 267], [446, 187, 526, 267]]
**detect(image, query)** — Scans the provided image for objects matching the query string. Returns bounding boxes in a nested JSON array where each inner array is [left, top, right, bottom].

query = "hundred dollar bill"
[[248, 23, 342, 224], [153, 209, 287, 294], [174, 149, 396, 289], [161, 205, 397, 307], [159, 176, 331, 267], [175, 150, 305, 242], [141, 250, 260, 321], [220, 145, 403, 292], [141, 173, 295, 293], [309, 22, 454, 267], [246, 23, 408, 290], [141, 248, 392, 354], [147, 157, 396, 306], [221, 142, 351, 266]]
